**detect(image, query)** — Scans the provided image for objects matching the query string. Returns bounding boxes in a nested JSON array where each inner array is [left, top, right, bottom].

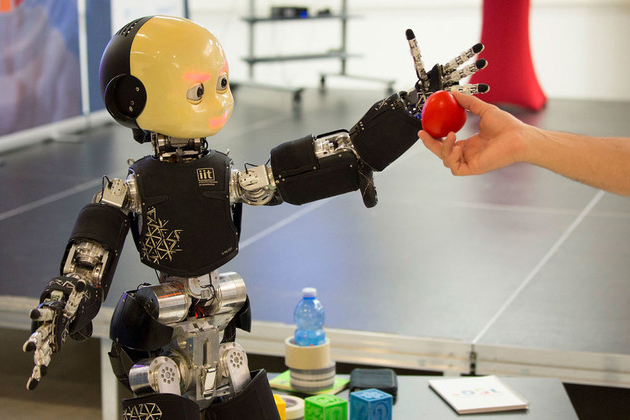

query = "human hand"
[[419, 92, 529, 175]]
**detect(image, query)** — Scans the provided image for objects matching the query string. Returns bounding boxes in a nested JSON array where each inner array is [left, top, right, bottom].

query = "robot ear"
[[103, 74, 147, 128]]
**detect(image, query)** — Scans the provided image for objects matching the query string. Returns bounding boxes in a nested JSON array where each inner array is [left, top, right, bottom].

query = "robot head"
[[99, 16, 233, 140]]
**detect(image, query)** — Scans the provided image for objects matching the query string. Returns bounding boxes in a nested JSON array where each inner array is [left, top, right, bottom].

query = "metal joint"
[[129, 356, 183, 396], [219, 342, 250, 394], [100, 178, 129, 209], [234, 165, 277, 206], [62, 241, 110, 287], [313, 131, 357, 159]]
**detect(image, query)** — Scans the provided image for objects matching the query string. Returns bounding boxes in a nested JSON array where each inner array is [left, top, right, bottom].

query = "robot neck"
[[150, 132, 208, 162]]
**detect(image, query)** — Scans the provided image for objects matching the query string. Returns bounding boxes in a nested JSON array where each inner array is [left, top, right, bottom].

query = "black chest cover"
[[129, 151, 241, 277]]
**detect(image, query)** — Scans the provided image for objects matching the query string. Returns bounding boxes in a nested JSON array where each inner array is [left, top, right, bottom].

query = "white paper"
[[429, 375, 529, 414]]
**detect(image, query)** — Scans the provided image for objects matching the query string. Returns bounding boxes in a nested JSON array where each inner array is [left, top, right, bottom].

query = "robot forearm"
[[349, 91, 423, 172]]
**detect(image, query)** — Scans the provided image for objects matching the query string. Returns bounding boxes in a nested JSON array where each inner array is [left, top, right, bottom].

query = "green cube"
[[305, 394, 348, 420]]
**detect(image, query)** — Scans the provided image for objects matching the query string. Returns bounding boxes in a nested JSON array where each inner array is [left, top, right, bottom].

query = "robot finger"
[[29, 306, 55, 322], [447, 83, 490, 96], [22, 323, 52, 352], [26, 364, 48, 391], [405, 29, 428, 83], [26, 367, 41, 390], [443, 59, 488, 85], [25, 340, 53, 390], [34, 340, 53, 368], [63, 279, 87, 319], [442, 43, 484, 75]]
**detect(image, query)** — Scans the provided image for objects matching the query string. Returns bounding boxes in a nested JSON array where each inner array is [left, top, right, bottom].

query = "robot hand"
[[349, 29, 489, 175], [405, 28, 489, 109], [23, 276, 101, 390], [406, 29, 490, 116]]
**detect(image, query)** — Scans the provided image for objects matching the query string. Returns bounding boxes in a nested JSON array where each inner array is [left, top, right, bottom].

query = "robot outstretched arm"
[[23, 179, 132, 389], [232, 29, 488, 208]]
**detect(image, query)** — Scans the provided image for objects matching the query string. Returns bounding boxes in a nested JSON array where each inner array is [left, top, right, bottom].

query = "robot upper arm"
[[61, 177, 135, 299], [229, 130, 366, 207], [269, 131, 366, 205]]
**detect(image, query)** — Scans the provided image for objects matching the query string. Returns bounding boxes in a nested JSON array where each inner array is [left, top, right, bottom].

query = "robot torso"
[[128, 150, 241, 277]]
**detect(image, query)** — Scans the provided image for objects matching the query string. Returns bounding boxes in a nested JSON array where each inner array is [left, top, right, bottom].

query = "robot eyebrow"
[[184, 71, 212, 83], [220, 61, 229, 74]]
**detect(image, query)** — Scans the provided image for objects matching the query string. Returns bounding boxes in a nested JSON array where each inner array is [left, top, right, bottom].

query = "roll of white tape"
[[281, 395, 305, 420], [284, 336, 331, 370], [289, 363, 336, 392]]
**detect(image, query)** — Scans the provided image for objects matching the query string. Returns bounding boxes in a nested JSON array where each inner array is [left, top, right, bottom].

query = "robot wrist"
[[39, 276, 102, 339]]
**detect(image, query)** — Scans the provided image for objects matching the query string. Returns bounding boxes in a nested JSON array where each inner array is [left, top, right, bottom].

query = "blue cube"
[[350, 388, 393, 420]]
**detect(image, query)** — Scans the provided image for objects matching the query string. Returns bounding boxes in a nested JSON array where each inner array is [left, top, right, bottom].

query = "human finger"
[[445, 143, 466, 175], [452, 91, 491, 116], [418, 130, 444, 159], [441, 132, 457, 163]]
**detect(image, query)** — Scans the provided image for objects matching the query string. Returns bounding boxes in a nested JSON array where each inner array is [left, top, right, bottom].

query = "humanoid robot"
[[23, 16, 488, 419]]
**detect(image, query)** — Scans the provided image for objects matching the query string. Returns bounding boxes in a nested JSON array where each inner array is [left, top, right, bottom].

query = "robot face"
[[105, 16, 234, 139]]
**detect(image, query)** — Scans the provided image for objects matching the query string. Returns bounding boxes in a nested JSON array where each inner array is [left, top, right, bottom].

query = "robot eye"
[[216, 74, 229, 92], [186, 83, 204, 103]]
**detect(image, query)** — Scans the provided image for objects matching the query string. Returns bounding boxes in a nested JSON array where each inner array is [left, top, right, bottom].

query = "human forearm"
[[524, 127, 630, 196]]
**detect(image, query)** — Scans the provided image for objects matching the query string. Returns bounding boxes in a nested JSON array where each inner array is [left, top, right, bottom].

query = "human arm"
[[419, 92, 630, 197]]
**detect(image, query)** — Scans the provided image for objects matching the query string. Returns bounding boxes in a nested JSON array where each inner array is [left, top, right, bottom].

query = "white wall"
[[188, 0, 630, 102]]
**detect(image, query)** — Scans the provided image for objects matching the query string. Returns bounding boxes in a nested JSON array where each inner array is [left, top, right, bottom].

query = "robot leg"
[[108, 287, 177, 391]]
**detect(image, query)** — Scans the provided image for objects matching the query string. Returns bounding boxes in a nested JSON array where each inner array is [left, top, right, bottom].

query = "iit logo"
[[197, 168, 217, 186]]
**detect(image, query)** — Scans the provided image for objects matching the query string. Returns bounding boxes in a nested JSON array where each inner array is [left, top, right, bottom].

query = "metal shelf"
[[241, 14, 354, 24], [242, 52, 359, 65], [240, 0, 393, 107]]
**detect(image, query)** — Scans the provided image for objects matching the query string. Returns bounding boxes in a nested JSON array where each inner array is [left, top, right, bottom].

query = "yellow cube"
[[274, 394, 287, 420]]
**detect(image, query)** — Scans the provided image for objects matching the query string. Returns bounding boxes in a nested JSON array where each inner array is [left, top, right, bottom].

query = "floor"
[[2, 87, 630, 418]]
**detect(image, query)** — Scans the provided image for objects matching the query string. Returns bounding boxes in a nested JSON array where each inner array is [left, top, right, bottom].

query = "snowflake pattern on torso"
[[122, 402, 163, 420], [141, 207, 183, 263]]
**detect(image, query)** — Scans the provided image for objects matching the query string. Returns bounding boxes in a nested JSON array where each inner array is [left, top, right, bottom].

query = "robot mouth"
[[208, 109, 231, 129]]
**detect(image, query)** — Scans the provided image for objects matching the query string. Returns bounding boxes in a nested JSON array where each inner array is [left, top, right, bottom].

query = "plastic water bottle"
[[293, 287, 326, 346]]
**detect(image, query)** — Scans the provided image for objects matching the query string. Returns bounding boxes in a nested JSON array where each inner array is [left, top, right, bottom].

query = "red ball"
[[421, 90, 467, 138]]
